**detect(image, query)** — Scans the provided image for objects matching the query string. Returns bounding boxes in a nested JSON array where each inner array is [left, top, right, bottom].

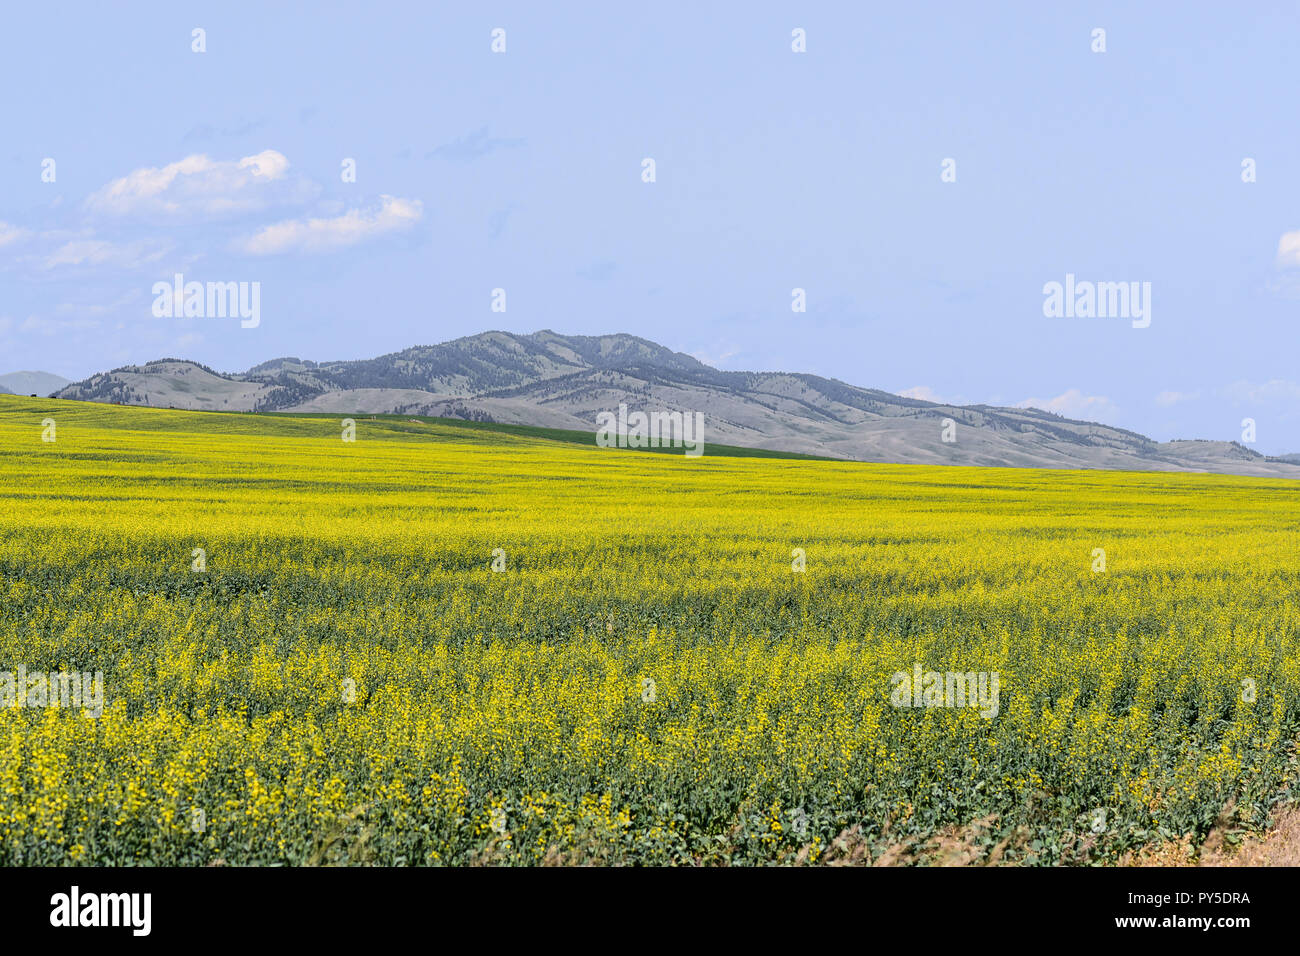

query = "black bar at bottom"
[[0, 864, 1278, 942]]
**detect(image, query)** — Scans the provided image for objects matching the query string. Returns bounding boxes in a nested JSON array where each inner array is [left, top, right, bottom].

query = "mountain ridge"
[[0, 370, 71, 397], [51, 330, 1300, 478]]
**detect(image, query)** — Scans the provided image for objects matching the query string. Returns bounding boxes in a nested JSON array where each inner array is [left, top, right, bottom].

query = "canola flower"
[[0, 394, 1297, 865]]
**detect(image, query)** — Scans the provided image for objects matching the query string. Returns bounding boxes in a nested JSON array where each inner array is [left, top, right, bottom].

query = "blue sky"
[[2, 2, 1298, 452]]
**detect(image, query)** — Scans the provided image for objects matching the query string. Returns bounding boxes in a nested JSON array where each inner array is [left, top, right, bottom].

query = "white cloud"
[[1017, 389, 1118, 421], [689, 347, 738, 369], [1219, 379, 1300, 404], [899, 385, 950, 404], [85, 150, 310, 219], [235, 195, 423, 255], [55, 289, 142, 316], [18, 315, 101, 336], [40, 238, 172, 271], [1155, 389, 1200, 407], [1277, 231, 1300, 268], [0, 222, 31, 247]]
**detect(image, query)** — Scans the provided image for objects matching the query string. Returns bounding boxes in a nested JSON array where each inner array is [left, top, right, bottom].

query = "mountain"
[[52, 330, 1300, 478], [0, 371, 71, 397]]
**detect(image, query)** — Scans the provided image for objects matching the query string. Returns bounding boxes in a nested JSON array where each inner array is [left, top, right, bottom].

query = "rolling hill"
[[52, 330, 1300, 477], [0, 371, 70, 397]]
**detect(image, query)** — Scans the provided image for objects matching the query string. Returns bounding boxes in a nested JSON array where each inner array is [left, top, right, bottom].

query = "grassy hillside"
[[3, 394, 834, 459], [0, 393, 1297, 865], [260, 409, 839, 459]]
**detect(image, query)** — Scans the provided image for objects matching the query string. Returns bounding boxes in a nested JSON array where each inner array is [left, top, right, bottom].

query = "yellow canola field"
[[0, 395, 1297, 865]]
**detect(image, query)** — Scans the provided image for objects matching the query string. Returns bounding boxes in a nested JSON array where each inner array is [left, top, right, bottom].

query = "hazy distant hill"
[[53, 330, 1300, 478], [0, 371, 70, 397]]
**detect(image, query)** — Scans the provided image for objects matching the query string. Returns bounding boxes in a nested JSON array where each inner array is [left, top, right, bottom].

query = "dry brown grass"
[[1120, 797, 1300, 867], [807, 796, 1300, 867]]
